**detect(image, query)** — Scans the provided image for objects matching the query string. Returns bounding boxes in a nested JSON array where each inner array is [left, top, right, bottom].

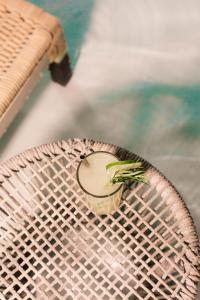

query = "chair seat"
[[0, 139, 199, 299], [0, 0, 67, 138]]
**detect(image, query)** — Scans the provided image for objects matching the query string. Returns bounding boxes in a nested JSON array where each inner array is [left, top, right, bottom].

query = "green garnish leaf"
[[106, 160, 142, 170], [106, 160, 146, 185]]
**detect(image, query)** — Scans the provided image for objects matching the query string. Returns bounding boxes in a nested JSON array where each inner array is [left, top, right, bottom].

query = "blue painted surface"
[[30, 0, 94, 67]]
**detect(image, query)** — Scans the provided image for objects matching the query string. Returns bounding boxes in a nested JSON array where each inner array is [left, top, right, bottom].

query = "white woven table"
[[0, 139, 199, 299]]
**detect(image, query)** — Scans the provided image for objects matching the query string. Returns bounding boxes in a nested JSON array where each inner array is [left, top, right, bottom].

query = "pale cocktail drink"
[[77, 151, 122, 215]]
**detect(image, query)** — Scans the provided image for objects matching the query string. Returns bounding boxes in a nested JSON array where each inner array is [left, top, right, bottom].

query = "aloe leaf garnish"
[[106, 160, 142, 170], [106, 160, 146, 184]]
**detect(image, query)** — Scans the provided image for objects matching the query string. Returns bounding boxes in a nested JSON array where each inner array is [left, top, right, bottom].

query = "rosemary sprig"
[[106, 160, 146, 184]]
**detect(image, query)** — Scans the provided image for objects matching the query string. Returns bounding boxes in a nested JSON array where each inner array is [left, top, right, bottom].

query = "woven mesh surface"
[[0, 139, 199, 300], [0, 0, 66, 120]]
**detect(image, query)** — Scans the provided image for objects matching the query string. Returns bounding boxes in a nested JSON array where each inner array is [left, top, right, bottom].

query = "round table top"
[[0, 139, 199, 299]]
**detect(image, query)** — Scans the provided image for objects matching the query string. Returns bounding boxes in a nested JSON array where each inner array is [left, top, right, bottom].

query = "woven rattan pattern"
[[0, 0, 65, 120], [0, 139, 199, 299], [0, 2, 48, 117]]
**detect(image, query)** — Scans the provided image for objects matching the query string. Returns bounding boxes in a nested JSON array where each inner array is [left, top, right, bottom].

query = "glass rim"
[[76, 151, 122, 198]]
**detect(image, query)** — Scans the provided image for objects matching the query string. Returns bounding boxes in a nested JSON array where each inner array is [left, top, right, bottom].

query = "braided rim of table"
[[0, 138, 199, 299]]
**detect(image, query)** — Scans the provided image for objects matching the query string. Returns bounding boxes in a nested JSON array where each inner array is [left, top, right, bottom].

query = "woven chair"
[[0, 0, 70, 138], [0, 138, 199, 300]]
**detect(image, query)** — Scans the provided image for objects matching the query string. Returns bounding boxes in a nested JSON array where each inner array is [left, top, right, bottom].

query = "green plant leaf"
[[106, 160, 146, 185], [106, 160, 142, 170]]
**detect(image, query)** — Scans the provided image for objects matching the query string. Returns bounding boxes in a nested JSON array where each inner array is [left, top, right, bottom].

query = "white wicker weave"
[[0, 138, 199, 300]]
